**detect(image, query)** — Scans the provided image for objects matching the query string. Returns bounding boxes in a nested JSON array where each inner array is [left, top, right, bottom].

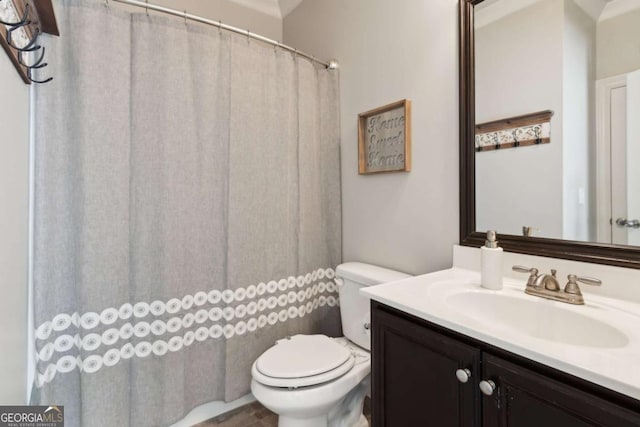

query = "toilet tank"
[[335, 262, 410, 350]]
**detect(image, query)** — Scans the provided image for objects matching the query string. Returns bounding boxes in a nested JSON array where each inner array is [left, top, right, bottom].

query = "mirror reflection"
[[474, 0, 640, 246]]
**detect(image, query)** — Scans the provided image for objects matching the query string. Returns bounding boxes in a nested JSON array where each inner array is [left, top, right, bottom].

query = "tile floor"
[[194, 401, 277, 427], [194, 398, 372, 427]]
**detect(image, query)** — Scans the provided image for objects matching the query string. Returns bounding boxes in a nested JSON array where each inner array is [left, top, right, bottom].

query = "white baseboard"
[[169, 393, 256, 427]]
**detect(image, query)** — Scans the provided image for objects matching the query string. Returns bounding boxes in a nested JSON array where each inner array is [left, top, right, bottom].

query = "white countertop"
[[361, 267, 640, 401]]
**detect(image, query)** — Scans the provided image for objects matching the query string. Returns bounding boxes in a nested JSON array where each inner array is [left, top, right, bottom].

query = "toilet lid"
[[253, 335, 356, 388], [256, 335, 352, 379]]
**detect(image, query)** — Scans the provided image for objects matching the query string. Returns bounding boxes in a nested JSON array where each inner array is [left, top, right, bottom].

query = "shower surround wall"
[[31, 1, 341, 426], [0, 32, 29, 405]]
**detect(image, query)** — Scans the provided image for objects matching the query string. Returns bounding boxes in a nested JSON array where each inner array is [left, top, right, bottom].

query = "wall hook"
[[27, 67, 52, 84], [0, 2, 30, 26], [6, 25, 41, 52], [18, 47, 46, 68]]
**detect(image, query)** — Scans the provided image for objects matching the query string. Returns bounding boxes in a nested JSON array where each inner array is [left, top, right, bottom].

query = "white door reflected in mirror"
[[596, 68, 640, 245]]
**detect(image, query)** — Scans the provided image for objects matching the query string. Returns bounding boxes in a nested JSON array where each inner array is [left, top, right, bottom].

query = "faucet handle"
[[512, 265, 537, 274], [512, 265, 539, 287], [564, 274, 602, 295]]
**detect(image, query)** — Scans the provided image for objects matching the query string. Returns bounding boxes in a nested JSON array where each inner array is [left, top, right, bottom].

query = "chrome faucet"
[[512, 265, 539, 287], [533, 269, 560, 291], [512, 266, 601, 305]]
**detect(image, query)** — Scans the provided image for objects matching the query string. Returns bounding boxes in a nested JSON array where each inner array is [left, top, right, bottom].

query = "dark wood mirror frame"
[[459, 0, 640, 269]]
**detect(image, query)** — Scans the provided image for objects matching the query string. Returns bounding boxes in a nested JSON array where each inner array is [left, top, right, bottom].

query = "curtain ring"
[[274, 41, 279, 53], [246, 29, 250, 44], [145, 0, 149, 16], [218, 20, 222, 36], [104, 0, 109, 7], [183, 10, 187, 24]]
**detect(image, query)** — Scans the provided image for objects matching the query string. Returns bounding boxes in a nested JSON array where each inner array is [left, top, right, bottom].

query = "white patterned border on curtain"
[[33, 268, 340, 386]]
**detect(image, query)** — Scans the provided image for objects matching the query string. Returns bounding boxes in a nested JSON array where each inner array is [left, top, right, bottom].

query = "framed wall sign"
[[358, 99, 412, 174]]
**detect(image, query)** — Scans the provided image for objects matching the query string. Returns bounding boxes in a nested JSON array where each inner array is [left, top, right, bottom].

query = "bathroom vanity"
[[371, 302, 640, 426], [361, 258, 640, 427], [382, 0, 640, 424]]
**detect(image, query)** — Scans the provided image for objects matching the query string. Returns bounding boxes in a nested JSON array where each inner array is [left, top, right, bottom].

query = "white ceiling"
[[476, 0, 640, 27], [233, 0, 632, 22], [225, 0, 304, 19]]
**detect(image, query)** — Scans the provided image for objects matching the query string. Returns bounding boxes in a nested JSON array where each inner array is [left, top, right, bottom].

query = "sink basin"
[[361, 267, 640, 400], [446, 292, 629, 348]]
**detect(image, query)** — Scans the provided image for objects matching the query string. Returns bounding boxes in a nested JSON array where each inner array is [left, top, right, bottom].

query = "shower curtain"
[[31, 1, 341, 426]]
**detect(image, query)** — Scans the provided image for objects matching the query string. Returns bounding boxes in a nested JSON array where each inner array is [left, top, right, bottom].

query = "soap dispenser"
[[481, 230, 503, 290]]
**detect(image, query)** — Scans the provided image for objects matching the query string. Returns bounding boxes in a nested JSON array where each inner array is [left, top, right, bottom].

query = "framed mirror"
[[459, 0, 640, 269]]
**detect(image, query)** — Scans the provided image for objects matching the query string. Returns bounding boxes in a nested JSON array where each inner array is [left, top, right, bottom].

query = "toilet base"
[[356, 414, 369, 427], [278, 413, 368, 427], [278, 414, 327, 427]]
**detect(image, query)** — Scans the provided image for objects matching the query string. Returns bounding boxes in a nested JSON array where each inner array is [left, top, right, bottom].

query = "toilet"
[[250, 262, 410, 427]]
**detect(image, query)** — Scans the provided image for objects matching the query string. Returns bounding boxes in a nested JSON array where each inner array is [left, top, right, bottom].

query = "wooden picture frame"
[[358, 99, 412, 174]]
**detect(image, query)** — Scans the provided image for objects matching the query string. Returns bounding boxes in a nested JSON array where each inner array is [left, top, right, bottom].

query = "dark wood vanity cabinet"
[[371, 302, 640, 427], [482, 354, 640, 427], [371, 304, 480, 427]]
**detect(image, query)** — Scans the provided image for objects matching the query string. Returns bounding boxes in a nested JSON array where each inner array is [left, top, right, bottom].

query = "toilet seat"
[[252, 335, 356, 388]]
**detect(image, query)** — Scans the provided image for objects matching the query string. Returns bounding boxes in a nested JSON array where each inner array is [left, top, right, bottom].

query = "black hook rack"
[[1, 1, 52, 83]]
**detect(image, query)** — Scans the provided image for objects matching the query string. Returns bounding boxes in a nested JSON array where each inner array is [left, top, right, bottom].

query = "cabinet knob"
[[479, 380, 496, 396], [455, 368, 472, 383]]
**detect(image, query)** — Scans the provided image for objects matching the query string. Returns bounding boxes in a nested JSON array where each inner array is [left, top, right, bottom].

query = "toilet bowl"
[[250, 263, 410, 427], [251, 336, 370, 427]]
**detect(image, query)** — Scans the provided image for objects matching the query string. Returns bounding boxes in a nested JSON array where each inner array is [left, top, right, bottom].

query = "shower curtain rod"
[[108, 0, 338, 69]]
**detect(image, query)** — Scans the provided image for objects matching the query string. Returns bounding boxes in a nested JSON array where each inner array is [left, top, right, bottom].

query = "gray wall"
[[0, 0, 281, 405], [283, 0, 459, 275], [597, 9, 640, 79], [0, 51, 29, 403]]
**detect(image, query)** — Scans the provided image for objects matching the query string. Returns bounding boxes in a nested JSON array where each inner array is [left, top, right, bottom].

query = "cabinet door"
[[372, 305, 480, 427], [482, 353, 640, 427]]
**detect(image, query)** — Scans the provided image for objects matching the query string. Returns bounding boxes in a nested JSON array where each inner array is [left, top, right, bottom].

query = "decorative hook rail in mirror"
[[459, 0, 640, 269], [0, 0, 58, 84]]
